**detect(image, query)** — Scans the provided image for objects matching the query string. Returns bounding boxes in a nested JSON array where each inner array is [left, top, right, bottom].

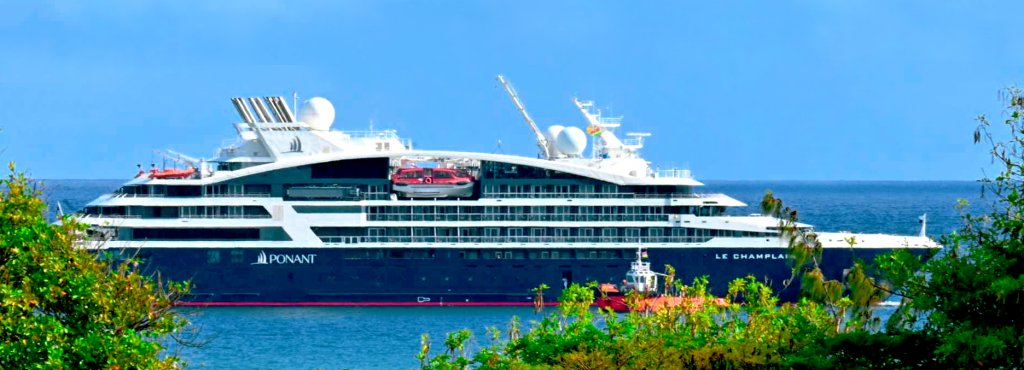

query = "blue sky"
[[1, 1, 1020, 180]]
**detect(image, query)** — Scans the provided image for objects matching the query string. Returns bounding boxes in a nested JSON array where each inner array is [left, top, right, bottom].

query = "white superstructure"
[[77, 93, 938, 254]]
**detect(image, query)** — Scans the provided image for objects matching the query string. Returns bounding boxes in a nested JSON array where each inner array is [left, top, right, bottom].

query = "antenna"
[[495, 139, 504, 154], [496, 75, 552, 159]]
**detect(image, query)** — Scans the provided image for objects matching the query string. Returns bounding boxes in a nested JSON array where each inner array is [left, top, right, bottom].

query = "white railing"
[[114, 192, 273, 198], [366, 213, 669, 222], [480, 192, 696, 199], [179, 214, 272, 219], [203, 192, 272, 198], [657, 169, 692, 179], [114, 193, 166, 198], [320, 235, 718, 245], [79, 214, 142, 219], [79, 213, 269, 220]]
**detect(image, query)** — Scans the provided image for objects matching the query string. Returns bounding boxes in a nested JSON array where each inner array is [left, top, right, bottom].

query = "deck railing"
[[366, 213, 669, 222], [79, 214, 271, 220], [319, 235, 725, 245]]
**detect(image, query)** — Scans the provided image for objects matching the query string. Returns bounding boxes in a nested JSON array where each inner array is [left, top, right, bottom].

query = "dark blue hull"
[[124, 246, 925, 305]]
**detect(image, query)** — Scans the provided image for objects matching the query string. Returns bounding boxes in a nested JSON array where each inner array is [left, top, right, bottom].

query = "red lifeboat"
[[392, 167, 474, 198]]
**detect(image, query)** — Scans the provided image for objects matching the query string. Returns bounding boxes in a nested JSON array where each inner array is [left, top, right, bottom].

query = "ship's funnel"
[[253, 97, 276, 123], [276, 96, 296, 122], [264, 96, 285, 123], [231, 97, 255, 124], [268, 96, 295, 122], [248, 97, 268, 123]]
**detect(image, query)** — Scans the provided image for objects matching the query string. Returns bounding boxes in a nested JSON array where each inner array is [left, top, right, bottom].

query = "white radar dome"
[[543, 125, 565, 156], [544, 125, 564, 142], [555, 126, 588, 156], [298, 97, 336, 131]]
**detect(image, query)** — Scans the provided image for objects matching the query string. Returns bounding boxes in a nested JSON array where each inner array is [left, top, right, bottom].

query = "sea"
[[38, 179, 985, 369]]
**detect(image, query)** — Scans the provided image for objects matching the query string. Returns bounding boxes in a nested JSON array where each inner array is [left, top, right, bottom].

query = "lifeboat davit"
[[392, 167, 474, 198]]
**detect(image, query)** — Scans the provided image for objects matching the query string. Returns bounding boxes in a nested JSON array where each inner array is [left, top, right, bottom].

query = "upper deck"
[[106, 93, 741, 207]]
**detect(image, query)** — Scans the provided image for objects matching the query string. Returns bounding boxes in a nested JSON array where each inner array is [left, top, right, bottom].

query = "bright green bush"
[[0, 166, 189, 369]]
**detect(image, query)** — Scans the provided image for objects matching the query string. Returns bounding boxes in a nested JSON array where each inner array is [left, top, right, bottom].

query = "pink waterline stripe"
[[177, 301, 561, 307]]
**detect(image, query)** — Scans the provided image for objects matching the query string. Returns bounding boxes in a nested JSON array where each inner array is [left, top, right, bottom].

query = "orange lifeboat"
[[150, 167, 196, 179]]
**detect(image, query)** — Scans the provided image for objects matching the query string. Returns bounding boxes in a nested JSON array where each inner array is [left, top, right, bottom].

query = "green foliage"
[[0, 166, 189, 369], [557, 282, 595, 320], [531, 283, 548, 314], [785, 330, 944, 369], [894, 87, 1024, 368], [421, 280, 837, 369]]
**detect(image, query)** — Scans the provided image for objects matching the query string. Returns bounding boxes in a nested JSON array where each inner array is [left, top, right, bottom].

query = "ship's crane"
[[496, 75, 552, 160], [154, 149, 200, 168]]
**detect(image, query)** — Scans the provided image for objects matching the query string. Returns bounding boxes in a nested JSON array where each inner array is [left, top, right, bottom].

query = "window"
[[554, 228, 570, 241], [230, 249, 244, 263], [312, 158, 389, 179], [244, 184, 271, 196], [207, 250, 221, 264], [166, 186, 202, 197], [413, 228, 433, 242], [625, 228, 641, 242], [344, 249, 382, 259], [133, 227, 268, 241], [509, 228, 524, 242]]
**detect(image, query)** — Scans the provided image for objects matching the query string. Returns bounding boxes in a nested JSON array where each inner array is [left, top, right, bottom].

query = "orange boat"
[[150, 166, 196, 179], [595, 250, 726, 313]]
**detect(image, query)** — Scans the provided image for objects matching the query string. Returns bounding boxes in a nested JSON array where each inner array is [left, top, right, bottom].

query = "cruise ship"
[[76, 79, 938, 306]]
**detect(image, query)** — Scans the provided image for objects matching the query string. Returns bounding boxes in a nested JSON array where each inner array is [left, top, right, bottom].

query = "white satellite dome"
[[543, 125, 565, 156], [544, 125, 564, 141], [555, 126, 588, 156], [298, 97, 336, 131]]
